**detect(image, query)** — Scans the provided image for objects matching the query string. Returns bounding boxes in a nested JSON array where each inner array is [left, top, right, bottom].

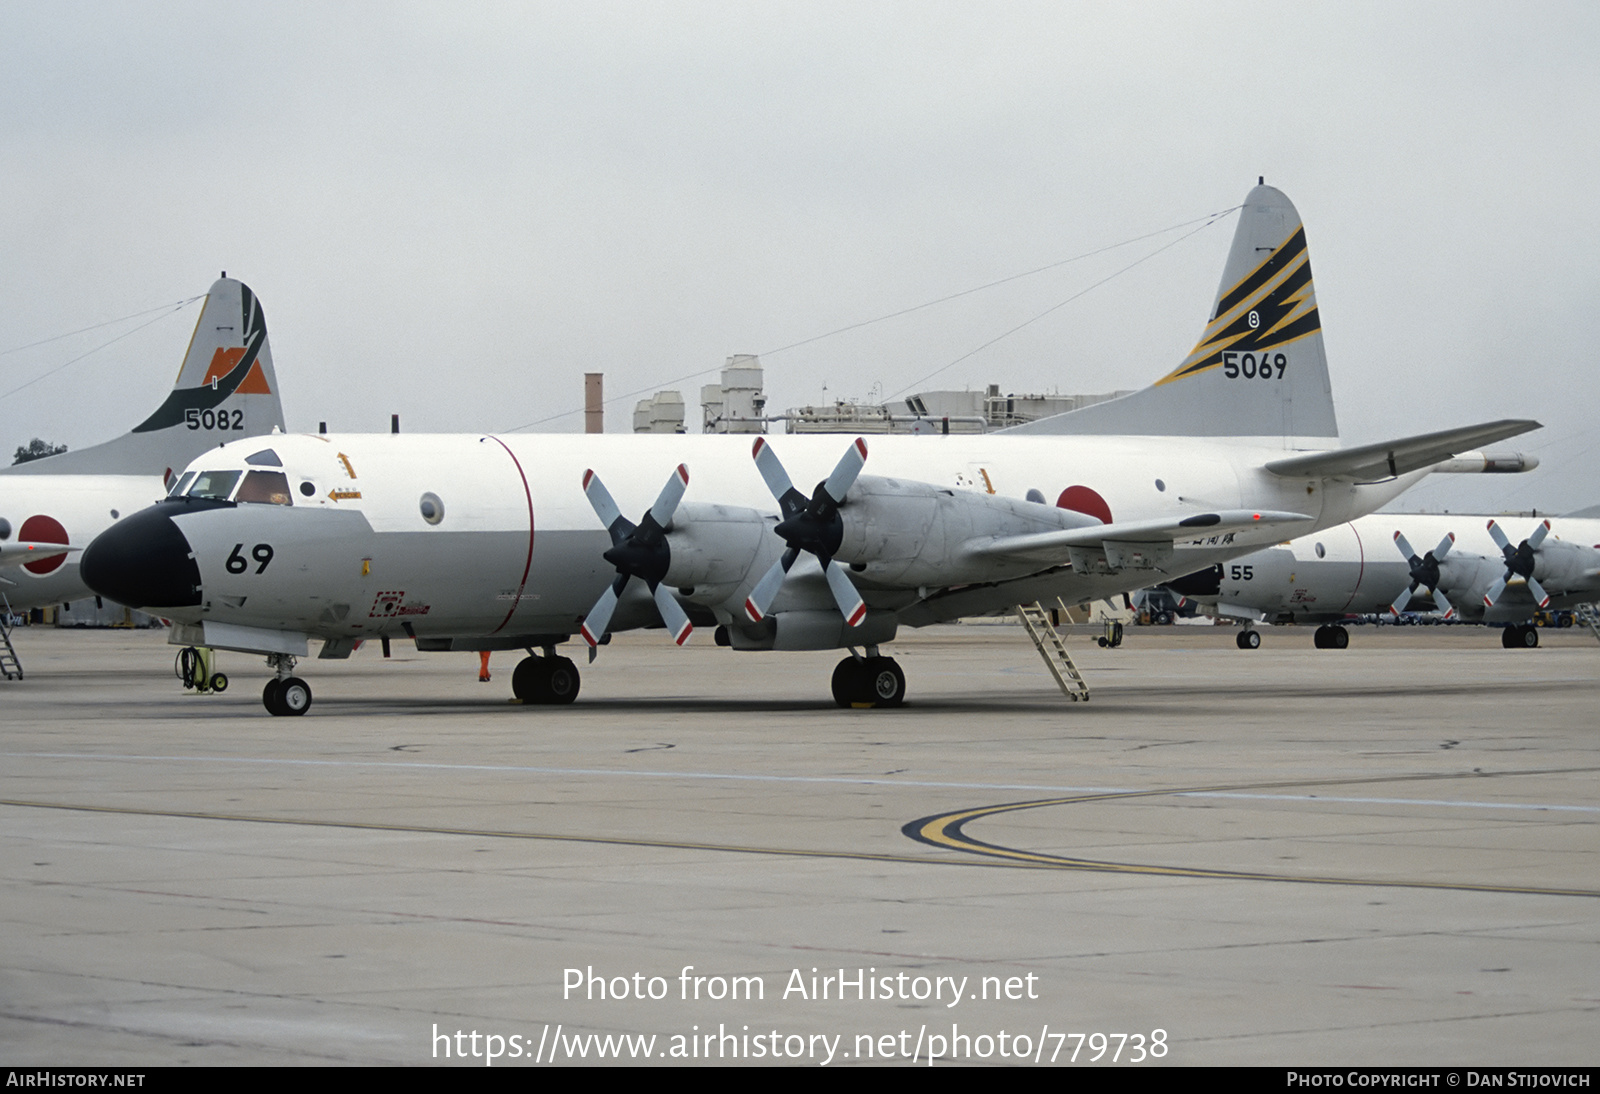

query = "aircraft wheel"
[[1236, 629, 1260, 650], [1331, 625, 1349, 649], [278, 677, 313, 716], [511, 655, 547, 702], [861, 657, 906, 708], [263, 678, 284, 714], [210, 673, 229, 693], [512, 655, 581, 704], [1518, 624, 1539, 649], [831, 658, 864, 707], [1312, 625, 1328, 649], [544, 657, 581, 704]]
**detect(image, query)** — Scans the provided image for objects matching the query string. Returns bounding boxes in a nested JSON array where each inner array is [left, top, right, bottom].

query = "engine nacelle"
[[1530, 538, 1600, 595], [722, 609, 898, 651], [834, 475, 1093, 587], [662, 501, 774, 604]]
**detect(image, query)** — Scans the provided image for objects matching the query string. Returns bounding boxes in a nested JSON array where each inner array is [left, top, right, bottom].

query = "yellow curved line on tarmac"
[[0, 797, 995, 870], [905, 775, 1600, 899]]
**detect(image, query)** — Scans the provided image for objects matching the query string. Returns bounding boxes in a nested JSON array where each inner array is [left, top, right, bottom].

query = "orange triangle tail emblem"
[[235, 360, 272, 395]]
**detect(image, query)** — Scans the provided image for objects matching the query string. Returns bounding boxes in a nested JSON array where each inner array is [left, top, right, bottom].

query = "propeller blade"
[[653, 583, 694, 645], [1486, 519, 1512, 555], [744, 549, 797, 622], [1526, 574, 1551, 608], [582, 469, 624, 530], [1433, 588, 1455, 619], [1483, 575, 1508, 607], [1527, 519, 1552, 551], [820, 437, 868, 505], [1390, 583, 1415, 616], [1433, 532, 1456, 561], [580, 580, 623, 647], [1393, 530, 1417, 562], [751, 437, 795, 502], [646, 463, 690, 529], [822, 559, 867, 627]]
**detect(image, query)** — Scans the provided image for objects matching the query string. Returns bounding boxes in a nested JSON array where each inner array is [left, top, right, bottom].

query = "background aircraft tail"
[[1007, 183, 1338, 445], [2, 277, 286, 481]]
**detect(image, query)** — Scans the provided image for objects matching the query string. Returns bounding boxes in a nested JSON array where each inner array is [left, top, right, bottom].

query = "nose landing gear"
[[262, 652, 311, 716]]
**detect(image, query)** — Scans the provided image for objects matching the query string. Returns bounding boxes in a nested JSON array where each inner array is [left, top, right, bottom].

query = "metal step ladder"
[[1015, 601, 1089, 702], [1572, 601, 1600, 644], [1, 594, 22, 680]]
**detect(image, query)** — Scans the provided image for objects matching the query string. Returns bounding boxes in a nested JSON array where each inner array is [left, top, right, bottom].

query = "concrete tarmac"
[[1, 622, 1596, 1066]]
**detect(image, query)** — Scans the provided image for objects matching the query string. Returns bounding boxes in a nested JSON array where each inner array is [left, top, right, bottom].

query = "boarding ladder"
[[1, 593, 21, 680], [1015, 601, 1089, 702], [1572, 602, 1600, 645]]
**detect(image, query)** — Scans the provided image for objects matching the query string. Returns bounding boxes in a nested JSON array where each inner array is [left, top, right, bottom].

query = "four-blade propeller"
[[1484, 519, 1552, 608], [743, 437, 868, 627], [1390, 530, 1457, 618], [579, 464, 694, 650]]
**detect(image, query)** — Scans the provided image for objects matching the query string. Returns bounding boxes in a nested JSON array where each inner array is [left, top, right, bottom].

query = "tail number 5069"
[[1222, 351, 1287, 380]]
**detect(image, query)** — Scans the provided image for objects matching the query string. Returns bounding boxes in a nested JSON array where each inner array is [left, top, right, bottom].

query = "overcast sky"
[[3, 1, 1596, 513]]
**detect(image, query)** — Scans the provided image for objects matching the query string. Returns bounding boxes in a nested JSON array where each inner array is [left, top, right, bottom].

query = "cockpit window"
[[167, 471, 197, 497], [186, 469, 242, 500], [245, 449, 283, 467], [237, 470, 294, 506]]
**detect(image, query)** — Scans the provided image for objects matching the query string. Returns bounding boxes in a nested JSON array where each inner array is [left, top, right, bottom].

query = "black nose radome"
[[81, 504, 203, 609]]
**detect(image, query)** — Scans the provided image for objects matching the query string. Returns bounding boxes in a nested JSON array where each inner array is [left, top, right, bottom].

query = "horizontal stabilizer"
[[967, 509, 1314, 564], [0, 542, 79, 569], [1264, 420, 1540, 482]]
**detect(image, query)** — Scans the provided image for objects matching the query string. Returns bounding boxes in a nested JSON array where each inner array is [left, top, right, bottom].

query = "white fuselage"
[[0, 474, 166, 611], [1204, 513, 1600, 623], [122, 430, 1427, 649]]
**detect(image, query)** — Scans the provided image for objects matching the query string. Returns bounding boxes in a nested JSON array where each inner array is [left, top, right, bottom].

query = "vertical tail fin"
[[1007, 184, 1338, 444], [3, 278, 287, 480]]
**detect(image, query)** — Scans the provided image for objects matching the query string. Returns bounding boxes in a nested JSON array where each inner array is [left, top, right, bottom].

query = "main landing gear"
[[831, 649, 906, 708], [1501, 623, 1539, 649], [1313, 624, 1349, 649], [512, 650, 581, 704], [262, 653, 312, 716], [1235, 628, 1261, 650]]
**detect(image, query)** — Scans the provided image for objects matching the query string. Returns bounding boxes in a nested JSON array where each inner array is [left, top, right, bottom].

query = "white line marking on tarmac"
[[6, 751, 1596, 813]]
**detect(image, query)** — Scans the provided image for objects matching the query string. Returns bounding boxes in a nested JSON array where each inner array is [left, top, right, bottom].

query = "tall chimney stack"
[[585, 373, 604, 434]]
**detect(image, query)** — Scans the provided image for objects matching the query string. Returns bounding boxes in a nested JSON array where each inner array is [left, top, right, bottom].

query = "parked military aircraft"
[[1166, 508, 1600, 649], [0, 278, 285, 617], [80, 184, 1538, 714]]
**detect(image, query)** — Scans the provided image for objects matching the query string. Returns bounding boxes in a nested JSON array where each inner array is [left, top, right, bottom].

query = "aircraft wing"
[[966, 509, 1315, 565], [1264, 419, 1540, 482]]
